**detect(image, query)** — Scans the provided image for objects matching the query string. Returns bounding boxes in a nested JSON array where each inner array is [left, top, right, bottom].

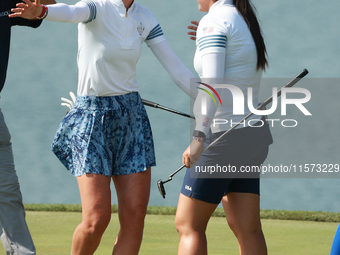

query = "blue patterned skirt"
[[51, 92, 156, 177]]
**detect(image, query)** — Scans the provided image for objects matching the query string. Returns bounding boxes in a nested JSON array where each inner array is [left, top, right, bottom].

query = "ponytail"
[[233, 0, 268, 71]]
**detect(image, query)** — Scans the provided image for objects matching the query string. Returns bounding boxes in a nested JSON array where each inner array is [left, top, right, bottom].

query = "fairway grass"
[[0, 211, 337, 254]]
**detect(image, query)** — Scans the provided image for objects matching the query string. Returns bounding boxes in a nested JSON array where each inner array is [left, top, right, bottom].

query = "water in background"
[[1, 0, 340, 212]]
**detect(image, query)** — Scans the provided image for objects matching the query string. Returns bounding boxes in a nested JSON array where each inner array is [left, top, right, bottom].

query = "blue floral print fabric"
[[51, 92, 156, 177]]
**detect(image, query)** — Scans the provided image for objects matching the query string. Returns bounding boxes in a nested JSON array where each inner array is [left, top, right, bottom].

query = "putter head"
[[157, 180, 166, 199]]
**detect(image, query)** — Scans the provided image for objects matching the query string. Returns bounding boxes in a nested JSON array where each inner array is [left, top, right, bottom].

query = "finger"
[[11, 8, 24, 12], [191, 21, 199, 26], [187, 32, 197, 36], [185, 157, 191, 168], [36, 0, 41, 6], [187, 28, 198, 33], [182, 154, 187, 167], [188, 35, 197, 40], [15, 3, 27, 8], [61, 97, 74, 105], [187, 26, 198, 31], [69, 92, 77, 103], [11, 7, 25, 12], [22, 0, 33, 6], [61, 103, 72, 110], [182, 154, 190, 168], [8, 12, 22, 18]]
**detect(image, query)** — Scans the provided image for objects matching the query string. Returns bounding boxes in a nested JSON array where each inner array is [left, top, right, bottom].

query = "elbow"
[[68, 7, 81, 23], [170, 75, 192, 98]]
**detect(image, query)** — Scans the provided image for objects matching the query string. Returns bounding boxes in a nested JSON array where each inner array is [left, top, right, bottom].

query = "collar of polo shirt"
[[210, 0, 234, 13], [110, 0, 135, 17]]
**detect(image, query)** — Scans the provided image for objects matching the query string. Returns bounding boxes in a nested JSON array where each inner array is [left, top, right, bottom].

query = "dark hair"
[[233, 0, 268, 71]]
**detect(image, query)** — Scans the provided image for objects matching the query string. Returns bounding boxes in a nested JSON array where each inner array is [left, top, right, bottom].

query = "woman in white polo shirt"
[[10, 0, 196, 254], [175, 0, 272, 254]]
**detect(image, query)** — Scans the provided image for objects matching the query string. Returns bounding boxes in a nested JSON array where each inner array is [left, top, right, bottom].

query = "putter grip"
[[142, 99, 159, 108]]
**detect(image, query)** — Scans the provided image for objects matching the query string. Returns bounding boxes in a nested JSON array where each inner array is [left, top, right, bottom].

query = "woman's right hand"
[[182, 139, 204, 168], [9, 0, 43, 19], [187, 21, 199, 41]]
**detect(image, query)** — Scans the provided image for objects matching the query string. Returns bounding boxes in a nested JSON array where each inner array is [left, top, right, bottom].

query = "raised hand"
[[187, 21, 199, 41], [9, 0, 43, 19]]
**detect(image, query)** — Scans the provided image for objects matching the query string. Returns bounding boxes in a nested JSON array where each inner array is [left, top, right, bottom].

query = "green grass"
[[24, 204, 340, 222], [0, 211, 337, 254]]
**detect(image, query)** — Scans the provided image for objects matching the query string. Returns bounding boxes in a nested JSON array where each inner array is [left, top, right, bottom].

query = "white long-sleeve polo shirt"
[[193, 0, 263, 136], [45, 0, 196, 98]]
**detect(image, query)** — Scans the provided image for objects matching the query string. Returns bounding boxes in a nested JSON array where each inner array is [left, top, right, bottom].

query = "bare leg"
[[222, 192, 267, 255], [71, 174, 112, 255], [112, 168, 151, 255], [175, 194, 218, 255]]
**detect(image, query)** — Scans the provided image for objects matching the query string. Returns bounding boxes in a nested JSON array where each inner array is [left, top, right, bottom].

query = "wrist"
[[193, 130, 206, 139], [36, 4, 48, 19], [192, 136, 206, 143]]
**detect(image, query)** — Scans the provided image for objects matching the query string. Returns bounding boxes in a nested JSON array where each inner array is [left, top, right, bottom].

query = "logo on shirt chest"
[[137, 22, 145, 36]]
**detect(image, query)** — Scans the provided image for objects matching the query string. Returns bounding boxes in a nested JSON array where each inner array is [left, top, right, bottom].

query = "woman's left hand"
[[9, 0, 43, 19], [182, 139, 204, 168]]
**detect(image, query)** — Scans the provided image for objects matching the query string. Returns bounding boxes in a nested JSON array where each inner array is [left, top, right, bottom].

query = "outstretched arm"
[[10, 0, 91, 24], [149, 40, 197, 99]]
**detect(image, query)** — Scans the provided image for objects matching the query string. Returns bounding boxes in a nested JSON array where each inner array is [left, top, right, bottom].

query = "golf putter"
[[157, 69, 309, 198]]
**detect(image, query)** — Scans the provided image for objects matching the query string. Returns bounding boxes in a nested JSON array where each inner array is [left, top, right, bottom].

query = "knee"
[[119, 203, 147, 226], [175, 215, 195, 237], [226, 218, 238, 236], [227, 218, 263, 239], [175, 215, 184, 234], [82, 211, 111, 236]]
